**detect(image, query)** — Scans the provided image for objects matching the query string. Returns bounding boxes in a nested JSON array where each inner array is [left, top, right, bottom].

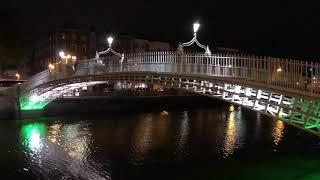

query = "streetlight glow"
[[48, 63, 55, 70], [193, 22, 200, 34], [59, 51, 65, 58], [15, 73, 20, 80], [107, 37, 114, 46], [277, 67, 282, 72]]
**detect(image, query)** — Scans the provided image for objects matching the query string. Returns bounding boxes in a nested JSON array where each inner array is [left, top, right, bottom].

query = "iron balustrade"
[[19, 51, 320, 98]]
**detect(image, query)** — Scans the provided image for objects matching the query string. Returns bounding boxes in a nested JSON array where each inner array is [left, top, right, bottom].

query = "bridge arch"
[[17, 51, 320, 136]]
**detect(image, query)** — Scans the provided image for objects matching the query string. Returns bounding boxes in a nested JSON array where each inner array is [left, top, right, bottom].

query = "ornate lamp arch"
[[96, 36, 124, 65], [177, 22, 212, 56]]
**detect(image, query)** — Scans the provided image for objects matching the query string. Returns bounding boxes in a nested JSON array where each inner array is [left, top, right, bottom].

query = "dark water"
[[1, 104, 320, 179]]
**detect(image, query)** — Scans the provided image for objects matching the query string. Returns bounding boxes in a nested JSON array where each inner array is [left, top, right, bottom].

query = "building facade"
[[33, 27, 171, 74], [33, 26, 93, 73]]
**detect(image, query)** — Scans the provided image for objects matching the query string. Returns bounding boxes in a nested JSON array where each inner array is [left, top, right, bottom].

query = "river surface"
[[1, 104, 320, 179]]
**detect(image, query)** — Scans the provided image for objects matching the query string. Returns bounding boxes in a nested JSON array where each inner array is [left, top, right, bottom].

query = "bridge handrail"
[[20, 51, 320, 98]]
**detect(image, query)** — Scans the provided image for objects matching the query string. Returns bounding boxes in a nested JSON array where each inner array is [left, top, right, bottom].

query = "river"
[[1, 102, 320, 179]]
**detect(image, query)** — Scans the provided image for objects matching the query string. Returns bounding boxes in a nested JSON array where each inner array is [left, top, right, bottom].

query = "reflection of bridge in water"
[[6, 23, 320, 136]]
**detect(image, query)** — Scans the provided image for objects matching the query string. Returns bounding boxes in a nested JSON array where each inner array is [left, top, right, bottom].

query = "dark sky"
[[1, 0, 320, 58]]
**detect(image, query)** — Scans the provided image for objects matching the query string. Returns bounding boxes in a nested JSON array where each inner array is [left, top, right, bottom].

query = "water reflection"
[[20, 121, 110, 179], [223, 105, 245, 157], [21, 123, 46, 154], [14, 106, 305, 179], [178, 111, 190, 148], [273, 120, 285, 146], [174, 111, 190, 158], [48, 123, 61, 144], [130, 114, 153, 164]]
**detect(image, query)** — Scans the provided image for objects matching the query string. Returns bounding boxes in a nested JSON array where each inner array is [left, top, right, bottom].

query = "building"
[[33, 26, 93, 73], [149, 41, 170, 52], [215, 47, 239, 53], [32, 26, 171, 73]]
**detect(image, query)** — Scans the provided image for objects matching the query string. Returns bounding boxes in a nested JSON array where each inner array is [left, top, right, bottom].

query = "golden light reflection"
[[62, 124, 92, 160], [223, 109, 236, 157], [48, 123, 62, 144], [273, 120, 284, 146], [48, 123, 92, 160], [229, 105, 235, 112], [131, 114, 153, 163]]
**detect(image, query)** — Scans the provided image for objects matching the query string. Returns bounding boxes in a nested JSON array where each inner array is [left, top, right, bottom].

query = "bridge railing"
[[20, 51, 320, 98]]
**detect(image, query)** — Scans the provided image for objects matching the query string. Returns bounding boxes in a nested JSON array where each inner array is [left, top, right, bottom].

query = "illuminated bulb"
[[229, 105, 235, 112], [276, 67, 282, 72], [107, 37, 114, 46], [66, 54, 71, 59], [59, 51, 65, 58], [193, 22, 200, 33], [48, 63, 55, 70], [71, 56, 77, 60], [15, 73, 20, 80]]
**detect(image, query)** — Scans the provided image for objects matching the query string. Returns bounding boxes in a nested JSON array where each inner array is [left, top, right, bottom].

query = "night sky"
[[1, 0, 320, 58]]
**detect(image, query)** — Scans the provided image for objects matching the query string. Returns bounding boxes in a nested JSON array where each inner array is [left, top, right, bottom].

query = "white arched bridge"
[[8, 23, 320, 136]]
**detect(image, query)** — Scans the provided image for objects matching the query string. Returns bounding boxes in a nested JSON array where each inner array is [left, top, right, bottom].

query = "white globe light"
[[59, 51, 65, 58], [193, 22, 200, 33], [107, 37, 114, 46]]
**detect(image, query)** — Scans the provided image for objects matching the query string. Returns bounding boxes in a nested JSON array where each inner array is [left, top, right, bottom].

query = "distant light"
[[313, 76, 316, 80], [193, 22, 200, 33], [229, 105, 235, 112], [66, 54, 71, 59], [71, 56, 77, 60], [15, 73, 20, 80], [48, 63, 55, 70], [59, 51, 65, 58], [276, 67, 282, 72], [107, 37, 114, 46]]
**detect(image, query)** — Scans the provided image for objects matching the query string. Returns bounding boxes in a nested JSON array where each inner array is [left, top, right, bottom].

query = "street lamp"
[[48, 63, 55, 71], [107, 37, 114, 47], [177, 21, 211, 55], [277, 67, 282, 73], [59, 51, 72, 64], [193, 22, 200, 35], [59, 51, 65, 58]]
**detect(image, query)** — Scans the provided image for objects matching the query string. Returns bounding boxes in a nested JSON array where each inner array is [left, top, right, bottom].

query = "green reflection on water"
[[20, 123, 47, 152]]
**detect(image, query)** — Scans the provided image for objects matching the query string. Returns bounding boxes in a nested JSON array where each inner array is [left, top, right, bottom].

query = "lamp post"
[[95, 36, 124, 63], [193, 22, 200, 36], [107, 37, 114, 47], [177, 21, 211, 55], [48, 63, 55, 72], [59, 51, 72, 64]]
